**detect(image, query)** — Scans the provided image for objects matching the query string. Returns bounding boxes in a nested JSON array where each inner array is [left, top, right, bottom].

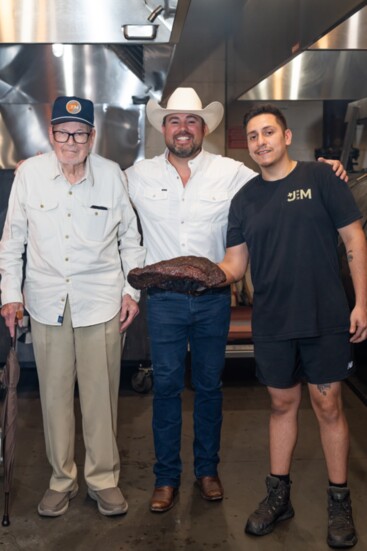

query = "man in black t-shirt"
[[219, 104, 367, 549]]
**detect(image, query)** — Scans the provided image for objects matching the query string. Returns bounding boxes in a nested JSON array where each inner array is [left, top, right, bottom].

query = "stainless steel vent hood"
[[0, 0, 191, 168], [0, 43, 174, 167], [0, 0, 190, 44], [239, 4, 367, 101]]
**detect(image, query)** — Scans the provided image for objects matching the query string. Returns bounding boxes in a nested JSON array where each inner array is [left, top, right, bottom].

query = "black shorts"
[[254, 333, 354, 388]]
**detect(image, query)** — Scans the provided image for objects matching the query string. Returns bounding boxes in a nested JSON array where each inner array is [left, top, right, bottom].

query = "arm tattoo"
[[346, 249, 353, 263], [317, 383, 331, 396]]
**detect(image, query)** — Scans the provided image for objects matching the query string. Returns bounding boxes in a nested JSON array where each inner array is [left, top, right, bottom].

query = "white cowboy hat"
[[146, 87, 224, 134]]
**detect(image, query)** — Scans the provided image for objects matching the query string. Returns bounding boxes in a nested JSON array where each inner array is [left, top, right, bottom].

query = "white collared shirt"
[[125, 149, 256, 264], [0, 151, 145, 326]]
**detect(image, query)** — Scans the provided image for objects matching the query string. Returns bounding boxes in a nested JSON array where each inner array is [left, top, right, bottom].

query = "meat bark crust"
[[128, 255, 226, 293]]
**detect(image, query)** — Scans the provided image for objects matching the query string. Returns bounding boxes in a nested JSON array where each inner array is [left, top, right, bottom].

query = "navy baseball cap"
[[51, 96, 94, 127]]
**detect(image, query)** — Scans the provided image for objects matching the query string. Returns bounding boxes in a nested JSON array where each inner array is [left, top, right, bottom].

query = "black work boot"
[[327, 487, 357, 548], [245, 475, 294, 536]]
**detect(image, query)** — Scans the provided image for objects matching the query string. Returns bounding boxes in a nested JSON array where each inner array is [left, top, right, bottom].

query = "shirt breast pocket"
[[77, 205, 111, 242], [142, 189, 169, 220], [197, 191, 229, 224], [27, 199, 59, 238]]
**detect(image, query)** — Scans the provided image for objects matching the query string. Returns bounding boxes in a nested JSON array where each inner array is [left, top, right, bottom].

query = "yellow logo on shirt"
[[287, 189, 312, 202]]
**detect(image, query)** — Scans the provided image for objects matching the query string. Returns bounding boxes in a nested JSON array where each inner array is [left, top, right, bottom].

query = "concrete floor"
[[0, 365, 367, 551]]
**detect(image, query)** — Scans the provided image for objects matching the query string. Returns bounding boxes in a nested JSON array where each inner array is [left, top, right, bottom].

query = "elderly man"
[[219, 104, 367, 548], [0, 96, 145, 517], [125, 87, 347, 513]]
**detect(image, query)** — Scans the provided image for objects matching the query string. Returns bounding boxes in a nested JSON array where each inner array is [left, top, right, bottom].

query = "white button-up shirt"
[[0, 152, 145, 326], [125, 149, 256, 264]]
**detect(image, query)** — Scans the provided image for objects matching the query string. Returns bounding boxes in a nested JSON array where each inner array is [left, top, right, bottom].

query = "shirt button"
[[40, 204, 44, 208], [61, 297, 65, 302], [65, 257, 69, 261], [66, 278, 70, 283], [65, 235, 69, 239], [68, 191, 72, 195], [94, 211, 99, 216], [181, 221, 184, 224], [67, 213, 71, 217]]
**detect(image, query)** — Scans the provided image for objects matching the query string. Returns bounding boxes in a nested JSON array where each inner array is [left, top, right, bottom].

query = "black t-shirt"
[[226, 161, 361, 340]]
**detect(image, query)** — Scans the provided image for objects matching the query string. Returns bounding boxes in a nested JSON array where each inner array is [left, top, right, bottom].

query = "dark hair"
[[243, 104, 288, 132]]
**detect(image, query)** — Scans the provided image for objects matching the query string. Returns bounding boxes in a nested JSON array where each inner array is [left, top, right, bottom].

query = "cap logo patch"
[[66, 100, 82, 114]]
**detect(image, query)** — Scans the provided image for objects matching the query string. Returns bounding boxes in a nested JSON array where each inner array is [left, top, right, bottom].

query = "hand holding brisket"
[[127, 256, 226, 293]]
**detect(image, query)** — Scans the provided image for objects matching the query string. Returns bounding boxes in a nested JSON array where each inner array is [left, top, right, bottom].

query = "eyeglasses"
[[53, 131, 91, 144]]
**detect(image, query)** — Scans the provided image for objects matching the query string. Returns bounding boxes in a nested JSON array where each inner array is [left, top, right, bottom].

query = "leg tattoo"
[[317, 383, 331, 396]]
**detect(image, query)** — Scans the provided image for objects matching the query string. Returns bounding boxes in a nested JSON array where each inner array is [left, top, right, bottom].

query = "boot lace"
[[255, 487, 286, 516], [329, 497, 353, 529]]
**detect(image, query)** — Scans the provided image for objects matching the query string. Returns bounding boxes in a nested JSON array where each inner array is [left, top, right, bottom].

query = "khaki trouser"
[[31, 300, 124, 492]]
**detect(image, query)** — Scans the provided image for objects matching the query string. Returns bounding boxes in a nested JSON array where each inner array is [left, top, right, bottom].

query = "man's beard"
[[167, 140, 202, 159]]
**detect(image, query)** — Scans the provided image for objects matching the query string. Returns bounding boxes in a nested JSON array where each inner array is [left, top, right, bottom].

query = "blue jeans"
[[147, 287, 231, 487]]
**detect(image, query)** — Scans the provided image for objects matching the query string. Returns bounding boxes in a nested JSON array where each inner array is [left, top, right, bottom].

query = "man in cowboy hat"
[[125, 87, 347, 513], [0, 96, 145, 518]]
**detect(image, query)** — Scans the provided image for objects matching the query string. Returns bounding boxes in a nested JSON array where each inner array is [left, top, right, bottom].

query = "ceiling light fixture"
[[121, 24, 158, 40], [52, 43, 64, 57]]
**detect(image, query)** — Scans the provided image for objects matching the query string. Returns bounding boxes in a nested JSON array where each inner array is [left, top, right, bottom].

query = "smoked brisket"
[[128, 255, 226, 293]]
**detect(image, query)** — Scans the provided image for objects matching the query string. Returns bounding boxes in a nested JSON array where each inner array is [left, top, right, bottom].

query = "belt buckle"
[[187, 287, 206, 297]]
